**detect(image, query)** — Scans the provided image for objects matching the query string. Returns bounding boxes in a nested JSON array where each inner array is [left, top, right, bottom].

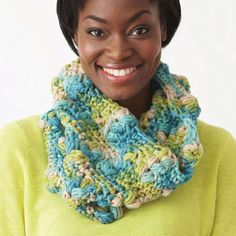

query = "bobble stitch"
[[41, 59, 203, 224]]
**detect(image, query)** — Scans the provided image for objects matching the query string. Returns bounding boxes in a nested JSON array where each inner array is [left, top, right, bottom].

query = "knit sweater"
[[0, 115, 235, 236]]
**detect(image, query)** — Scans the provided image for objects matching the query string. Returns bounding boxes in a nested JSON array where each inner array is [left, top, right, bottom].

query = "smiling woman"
[[0, 0, 236, 236]]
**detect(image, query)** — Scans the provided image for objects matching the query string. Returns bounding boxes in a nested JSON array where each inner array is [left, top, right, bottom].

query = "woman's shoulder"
[[197, 119, 236, 165], [0, 115, 44, 161], [0, 114, 42, 142], [197, 119, 235, 144], [0, 114, 41, 133]]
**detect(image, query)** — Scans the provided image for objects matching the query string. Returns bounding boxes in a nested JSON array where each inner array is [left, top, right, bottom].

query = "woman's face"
[[75, 0, 165, 101]]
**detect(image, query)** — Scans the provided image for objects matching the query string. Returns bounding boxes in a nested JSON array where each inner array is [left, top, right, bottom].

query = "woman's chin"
[[101, 90, 134, 102]]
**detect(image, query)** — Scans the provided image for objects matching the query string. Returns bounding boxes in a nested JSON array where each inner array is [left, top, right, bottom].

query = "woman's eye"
[[88, 29, 104, 37], [131, 27, 149, 36]]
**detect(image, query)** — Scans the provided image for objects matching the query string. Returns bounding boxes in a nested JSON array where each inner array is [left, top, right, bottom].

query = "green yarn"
[[41, 59, 203, 224]]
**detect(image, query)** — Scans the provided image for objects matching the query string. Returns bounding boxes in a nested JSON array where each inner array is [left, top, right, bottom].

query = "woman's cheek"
[[79, 40, 104, 63], [142, 39, 162, 60], [79, 43, 94, 62]]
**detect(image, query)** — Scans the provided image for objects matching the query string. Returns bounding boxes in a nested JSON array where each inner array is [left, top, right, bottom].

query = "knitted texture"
[[41, 59, 203, 224]]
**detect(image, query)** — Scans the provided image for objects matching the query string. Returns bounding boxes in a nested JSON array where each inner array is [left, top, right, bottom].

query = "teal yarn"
[[41, 59, 203, 224]]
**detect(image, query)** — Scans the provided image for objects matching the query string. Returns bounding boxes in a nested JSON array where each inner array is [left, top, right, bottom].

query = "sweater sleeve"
[[210, 132, 236, 236], [0, 122, 27, 236]]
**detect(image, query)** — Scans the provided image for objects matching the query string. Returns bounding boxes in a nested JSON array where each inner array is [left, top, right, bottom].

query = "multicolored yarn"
[[41, 59, 203, 224]]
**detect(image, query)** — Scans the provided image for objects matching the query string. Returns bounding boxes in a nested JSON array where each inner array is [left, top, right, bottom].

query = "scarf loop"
[[41, 59, 203, 224]]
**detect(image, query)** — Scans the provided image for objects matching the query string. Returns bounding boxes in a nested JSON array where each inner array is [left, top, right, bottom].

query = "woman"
[[0, 0, 235, 235]]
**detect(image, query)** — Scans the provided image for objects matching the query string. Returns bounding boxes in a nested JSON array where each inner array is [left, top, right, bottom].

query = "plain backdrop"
[[0, 0, 235, 138]]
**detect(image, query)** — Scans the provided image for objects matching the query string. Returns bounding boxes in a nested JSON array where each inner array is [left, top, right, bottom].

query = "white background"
[[0, 0, 235, 138]]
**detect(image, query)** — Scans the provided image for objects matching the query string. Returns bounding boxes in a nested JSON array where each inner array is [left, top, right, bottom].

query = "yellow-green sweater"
[[0, 115, 235, 236]]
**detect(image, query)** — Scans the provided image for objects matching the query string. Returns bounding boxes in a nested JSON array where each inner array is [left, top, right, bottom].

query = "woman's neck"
[[115, 83, 152, 120]]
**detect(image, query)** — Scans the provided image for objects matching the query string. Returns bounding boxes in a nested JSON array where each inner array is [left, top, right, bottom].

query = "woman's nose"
[[105, 35, 133, 61]]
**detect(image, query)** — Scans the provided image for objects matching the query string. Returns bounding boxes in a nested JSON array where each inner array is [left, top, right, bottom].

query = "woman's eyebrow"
[[82, 10, 152, 24]]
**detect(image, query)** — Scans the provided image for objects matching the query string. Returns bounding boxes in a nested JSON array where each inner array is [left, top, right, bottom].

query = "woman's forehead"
[[78, 0, 159, 22], [79, 0, 158, 13]]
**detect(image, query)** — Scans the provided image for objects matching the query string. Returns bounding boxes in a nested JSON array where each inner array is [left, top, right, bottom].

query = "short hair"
[[57, 0, 181, 56]]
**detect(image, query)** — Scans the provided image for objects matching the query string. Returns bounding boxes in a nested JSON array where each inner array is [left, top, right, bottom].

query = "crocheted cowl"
[[41, 59, 203, 224]]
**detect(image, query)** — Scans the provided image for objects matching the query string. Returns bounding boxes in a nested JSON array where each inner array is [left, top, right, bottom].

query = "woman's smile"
[[97, 64, 142, 85]]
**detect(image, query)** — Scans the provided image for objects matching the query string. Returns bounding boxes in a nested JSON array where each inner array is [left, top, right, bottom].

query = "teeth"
[[103, 67, 136, 76]]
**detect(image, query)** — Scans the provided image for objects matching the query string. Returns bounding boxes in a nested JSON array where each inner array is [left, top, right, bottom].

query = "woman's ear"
[[73, 33, 80, 53], [161, 23, 167, 43], [73, 33, 78, 47]]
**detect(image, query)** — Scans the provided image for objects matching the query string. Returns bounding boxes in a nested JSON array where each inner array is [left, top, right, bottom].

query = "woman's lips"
[[98, 65, 141, 84]]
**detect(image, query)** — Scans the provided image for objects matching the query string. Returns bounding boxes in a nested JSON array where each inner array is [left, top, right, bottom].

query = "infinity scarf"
[[41, 59, 203, 224]]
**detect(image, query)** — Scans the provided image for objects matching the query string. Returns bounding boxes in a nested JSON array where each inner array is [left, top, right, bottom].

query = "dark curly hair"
[[57, 0, 181, 56]]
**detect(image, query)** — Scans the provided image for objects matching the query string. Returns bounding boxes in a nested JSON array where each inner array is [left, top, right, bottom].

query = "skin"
[[74, 0, 166, 119]]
